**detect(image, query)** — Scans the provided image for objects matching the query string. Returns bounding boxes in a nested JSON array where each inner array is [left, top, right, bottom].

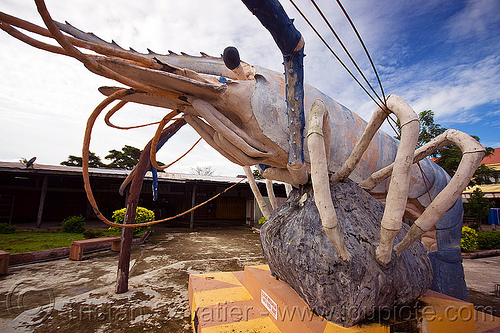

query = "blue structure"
[[488, 208, 500, 227], [242, 0, 305, 167], [151, 132, 176, 201]]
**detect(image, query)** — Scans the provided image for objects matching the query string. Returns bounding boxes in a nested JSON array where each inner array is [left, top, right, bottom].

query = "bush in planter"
[[61, 215, 85, 233], [83, 228, 105, 239], [477, 230, 500, 250], [0, 222, 16, 234], [109, 207, 153, 237], [464, 188, 493, 224], [461, 226, 478, 251], [468, 223, 480, 231]]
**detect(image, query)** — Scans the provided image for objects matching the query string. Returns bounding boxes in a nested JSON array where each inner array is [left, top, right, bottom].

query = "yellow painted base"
[[188, 265, 499, 333]]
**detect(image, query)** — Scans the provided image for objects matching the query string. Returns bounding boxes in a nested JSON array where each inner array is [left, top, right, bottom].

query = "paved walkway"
[[0, 227, 266, 332], [0, 227, 498, 332], [463, 256, 500, 295], [463, 255, 500, 318]]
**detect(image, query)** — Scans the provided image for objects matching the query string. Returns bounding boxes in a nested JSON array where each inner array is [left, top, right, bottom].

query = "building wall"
[[0, 167, 282, 227]]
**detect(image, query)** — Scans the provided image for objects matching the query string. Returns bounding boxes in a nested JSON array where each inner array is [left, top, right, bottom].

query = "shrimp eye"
[[222, 46, 241, 70]]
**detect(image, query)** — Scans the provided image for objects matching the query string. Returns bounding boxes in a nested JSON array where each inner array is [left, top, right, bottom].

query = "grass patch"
[[0, 229, 121, 254]]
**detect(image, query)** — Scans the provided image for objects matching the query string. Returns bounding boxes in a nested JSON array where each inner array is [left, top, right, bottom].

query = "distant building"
[[462, 147, 500, 207], [0, 161, 286, 227]]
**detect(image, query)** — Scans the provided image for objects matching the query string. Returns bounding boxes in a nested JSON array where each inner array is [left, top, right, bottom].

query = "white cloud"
[[396, 55, 500, 120], [445, 0, 500, 40]]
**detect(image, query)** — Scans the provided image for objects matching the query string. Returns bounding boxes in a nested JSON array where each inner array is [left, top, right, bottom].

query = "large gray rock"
[[260, 180, 433, 327]]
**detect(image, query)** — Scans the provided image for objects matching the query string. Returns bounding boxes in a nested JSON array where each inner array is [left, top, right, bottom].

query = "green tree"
[[475, 163, 500, 185], [407, 110, 496, 186], [417, 110, 446, 147], [434, 138, 496, 187], [61, 152, 106, 168], [395, 110, 446, 149], [464, 188, 493, 224], [105, 145, 141, 170], [252, 168, 263, 179]]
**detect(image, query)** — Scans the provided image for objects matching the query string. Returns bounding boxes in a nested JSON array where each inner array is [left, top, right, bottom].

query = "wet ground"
[[463, 255, 500, 317], [0, 226, 266, 332], [0, 226, 498, 332]]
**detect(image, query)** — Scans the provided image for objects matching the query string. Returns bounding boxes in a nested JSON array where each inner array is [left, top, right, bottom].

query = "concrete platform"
[[189, 265, 500, 333]]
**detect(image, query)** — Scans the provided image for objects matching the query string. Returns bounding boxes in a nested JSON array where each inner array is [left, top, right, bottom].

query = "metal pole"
[[36, 175, 48, 228], [9, 195, 15, 226], [190, 183, 196, 229]]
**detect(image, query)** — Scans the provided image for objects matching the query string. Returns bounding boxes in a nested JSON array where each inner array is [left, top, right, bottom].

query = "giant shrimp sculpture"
[[0, 0, 484, 302]]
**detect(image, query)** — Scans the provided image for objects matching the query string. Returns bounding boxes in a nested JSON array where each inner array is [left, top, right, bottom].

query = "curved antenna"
[[334, 0, 387, 104], [310, 0, 385, 107], [289, 0, 403, 136], [288, 0, 384, 110]]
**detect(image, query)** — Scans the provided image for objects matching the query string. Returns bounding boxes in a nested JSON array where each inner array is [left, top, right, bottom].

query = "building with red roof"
[[463, 147, 500, 207], [480, 147, 500, 168]]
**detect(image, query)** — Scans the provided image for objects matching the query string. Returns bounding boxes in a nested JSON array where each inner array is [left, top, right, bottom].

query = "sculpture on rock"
[[240, 0, 484, 311], [260, 180, 434, 326], [0, 0, 485, 325]]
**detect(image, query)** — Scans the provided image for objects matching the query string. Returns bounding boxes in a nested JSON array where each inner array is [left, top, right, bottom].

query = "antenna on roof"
[[25, 157, 36, 168]]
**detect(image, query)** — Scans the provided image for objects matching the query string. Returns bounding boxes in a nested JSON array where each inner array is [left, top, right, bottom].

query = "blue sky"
[[0, 0, 498, 176], [375, 0, 500, 143]]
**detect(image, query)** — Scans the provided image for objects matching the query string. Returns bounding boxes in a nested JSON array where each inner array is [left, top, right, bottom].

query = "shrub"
[[61, 215, 85, 233], [468, 223, 480, 231], [464, 188, 493, 223], [461, 226, 478, 251], [258, 217, 267, 225], [83, 228, 105, 239], [0, 222, 16, 234], [109, 207, 153, 237], [477, 230, 500, 250]]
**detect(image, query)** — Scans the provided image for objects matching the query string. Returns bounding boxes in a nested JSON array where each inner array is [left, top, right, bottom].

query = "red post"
[[115, 119, 186, 294], [115, 192, 138, 293], [36, 175, 48, 228]]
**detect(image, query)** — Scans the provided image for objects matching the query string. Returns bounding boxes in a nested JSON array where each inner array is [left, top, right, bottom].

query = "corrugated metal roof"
[[0, 161, 129, 177], [154, 171, 248, 183], [0, 161, 258, 185]]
